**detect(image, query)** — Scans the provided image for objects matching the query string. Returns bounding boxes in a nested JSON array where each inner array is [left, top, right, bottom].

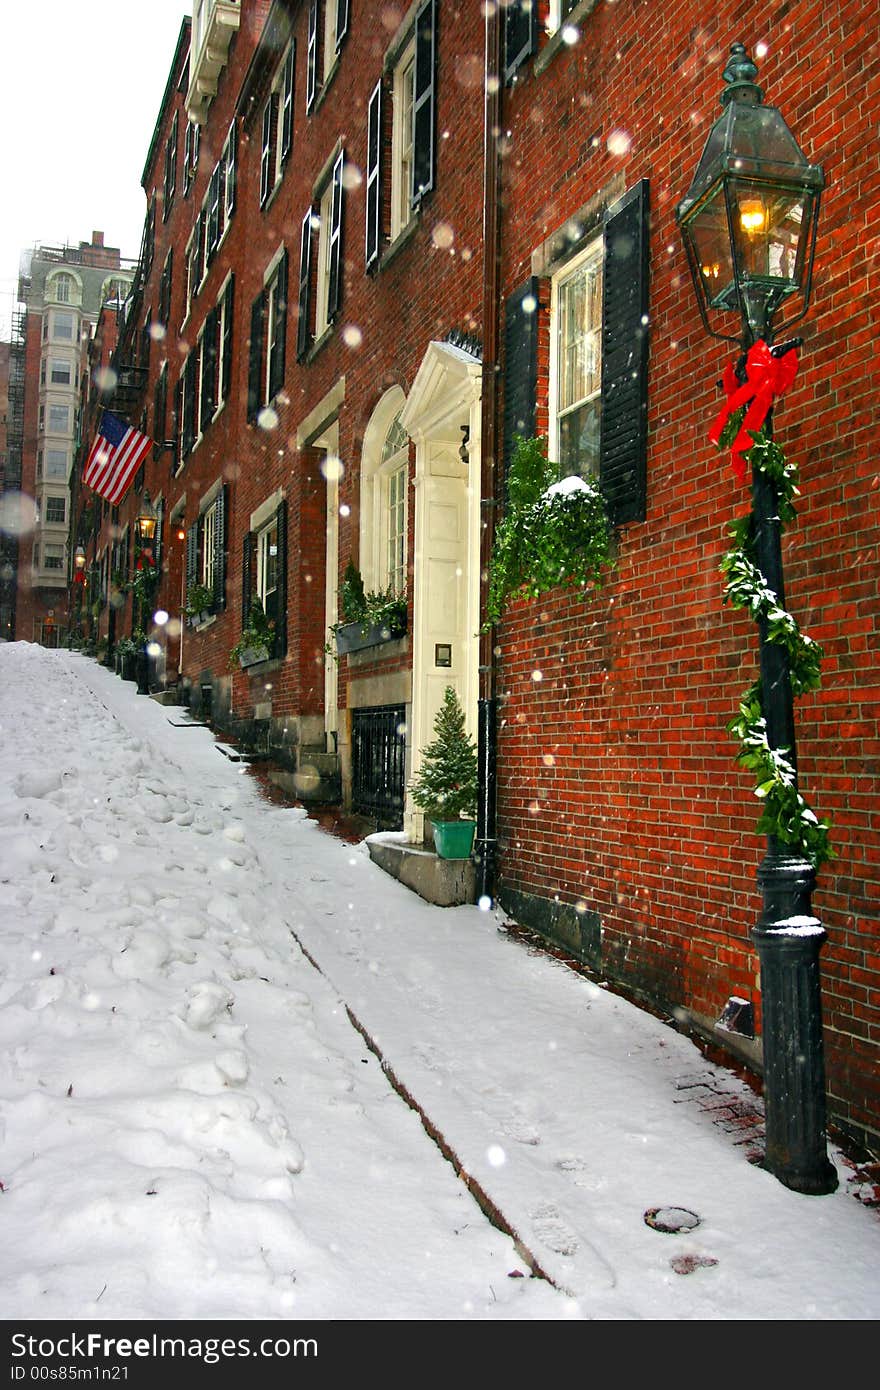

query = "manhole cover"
[[644, 1206, 701, 1233]]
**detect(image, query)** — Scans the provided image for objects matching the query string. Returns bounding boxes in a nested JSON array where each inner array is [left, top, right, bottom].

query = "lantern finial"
[[720, 43, 763, 107]]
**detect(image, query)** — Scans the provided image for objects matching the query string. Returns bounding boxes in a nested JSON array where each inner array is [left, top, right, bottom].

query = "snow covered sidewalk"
[[1, 644, 877, 1321]]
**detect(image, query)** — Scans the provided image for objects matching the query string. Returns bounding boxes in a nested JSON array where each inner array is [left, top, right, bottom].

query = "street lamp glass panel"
[[731, 181, 808, 292], [687, 186, 738, 311]]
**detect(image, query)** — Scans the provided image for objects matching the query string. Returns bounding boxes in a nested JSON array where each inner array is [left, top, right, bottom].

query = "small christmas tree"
[[410, 686, 478, 822]]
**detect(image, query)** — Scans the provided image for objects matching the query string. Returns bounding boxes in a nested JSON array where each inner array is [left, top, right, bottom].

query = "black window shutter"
[[269, 249, 289, 400], [504, 2, 537, 83], [600, 179, 650, 525], [184, 121, 193, 193], [186, 522, 198, 594], [153, 368, 167, 459], [222, 275, 235, 403], [365, 80, 382, 270], [248, 293, 266, 421], [412, 0, 437, 206], [213, 485, 227, 611], [274, 498, 288, 658], [280, 43, 295, 162], [225, 120, 237, 218], [306, 0, 318, 112], [327, 152, 344, 322], [173, 378, 183, 469], [335, 0, 350, 50], [297, 207, 314, 360], [503, 278, 538, 469], [182, 354, 196, 458], [195, 211, 206, 289], [200, 307, 218, 432], [242, 531, 254, 630]]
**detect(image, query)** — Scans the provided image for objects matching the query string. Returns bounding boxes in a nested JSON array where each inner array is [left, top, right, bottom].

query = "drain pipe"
[[474, 1, 503, 906]]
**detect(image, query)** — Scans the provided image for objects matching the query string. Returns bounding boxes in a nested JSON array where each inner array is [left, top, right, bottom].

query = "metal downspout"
[[474, 3, 503, 904]]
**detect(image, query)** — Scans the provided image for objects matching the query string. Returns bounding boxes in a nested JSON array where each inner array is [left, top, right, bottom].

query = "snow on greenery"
[[485, 436, 612, 625]]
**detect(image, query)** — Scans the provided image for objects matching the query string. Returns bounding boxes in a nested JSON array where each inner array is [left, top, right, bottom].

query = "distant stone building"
[[15, 233, 135, 644]]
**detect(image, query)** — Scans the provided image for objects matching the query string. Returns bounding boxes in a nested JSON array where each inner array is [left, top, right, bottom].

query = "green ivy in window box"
[[327, 560, 408, 656], [230, 597, 275, 669], [185, 582, 215, 622], [485, 436, 613, 625]]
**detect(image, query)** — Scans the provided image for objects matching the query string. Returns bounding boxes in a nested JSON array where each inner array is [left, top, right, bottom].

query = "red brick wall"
[[495, 0, 880, 1148]]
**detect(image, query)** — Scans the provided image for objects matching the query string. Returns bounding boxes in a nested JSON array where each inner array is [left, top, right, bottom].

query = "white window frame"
[[263, 263, 283, 402], [256, 517, 279, 611], [52, 311, 75, 342], [548, 236, 604, 478], [52, 273, 73, 304], [390, 41, 415, 243], [47, 403, 70, 434], [44, 494, 66, 525], [314, 179, 334, 339], [360, 394, 409, 596], [44, 448, 68, 479], [49, 359, 72, 385], [42, 543, 65, 571], [216, 275, 234, 409], [201, 498, 218, 591]]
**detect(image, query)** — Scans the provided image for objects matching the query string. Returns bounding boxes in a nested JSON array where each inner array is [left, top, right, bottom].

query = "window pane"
[[45, 496, 66, 524], [556, 247, 603, 478], [50, 360, 71, 384], [48, 405, 69, 432], [53, 312, 74, 341], [45, 450, 67, 477], [387, 465, 406, 594]]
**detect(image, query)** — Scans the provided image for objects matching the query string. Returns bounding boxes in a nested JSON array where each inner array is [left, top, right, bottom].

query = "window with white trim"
[[550, 238, 603, 478], [314, 150, 344, 339], [42, 544, 65, 571], [51, 273, 73, 304], [202, 500, 217, 590], [49, 359, 71, 385], [360, 394, 410, 597], [48, 404, 69, 433], [163, 111, 178, 220], [44, 495, 66, 525], [260, 45, 295, 208], [52, 311, 74, 341], [45, 448, 68, 478], [391, 44, 415, 242], [248, 251, 287, 418], [257, 517, 279, 621]]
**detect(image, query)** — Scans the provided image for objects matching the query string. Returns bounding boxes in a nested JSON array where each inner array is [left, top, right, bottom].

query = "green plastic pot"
[[431, 819, 476, 860]]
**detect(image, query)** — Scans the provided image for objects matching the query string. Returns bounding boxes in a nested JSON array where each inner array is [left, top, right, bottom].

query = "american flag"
[[82, 411, 153, 505]]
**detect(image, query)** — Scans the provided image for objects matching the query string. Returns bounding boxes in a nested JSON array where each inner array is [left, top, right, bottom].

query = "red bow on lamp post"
[[709, 338, 799, 484]]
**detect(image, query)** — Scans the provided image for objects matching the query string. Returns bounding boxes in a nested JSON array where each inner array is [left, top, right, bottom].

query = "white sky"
[[1, 640, 878, 1320], [0, 1, 190, 334]]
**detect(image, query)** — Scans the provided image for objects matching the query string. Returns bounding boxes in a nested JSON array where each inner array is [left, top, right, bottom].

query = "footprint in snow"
[[530, 1202, 579, 1256], [184, 982, 234, 1029]]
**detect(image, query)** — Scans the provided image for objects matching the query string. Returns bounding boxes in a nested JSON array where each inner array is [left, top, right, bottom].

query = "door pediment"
[[400, 340, 482, 443]]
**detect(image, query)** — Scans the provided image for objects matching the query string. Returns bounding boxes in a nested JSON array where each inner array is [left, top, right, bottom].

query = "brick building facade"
[[72, 1, 878, 1156]]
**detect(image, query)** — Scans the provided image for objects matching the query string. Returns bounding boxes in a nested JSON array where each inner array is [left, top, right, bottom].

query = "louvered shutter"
[[412, 0, 436, 206], [327, 152, 344, 322], [335, 0, 350, 49], [182, 354, 196, 458], [365, 81, 382, 270], [221, 275, 235, 403], [504, 1, 537, 82], [297, 207, 314, 360], [268, 249, 289, 401], [224, 121, 237, 219], [274, 498, 288, 658], [306, 0, 318, 112], [600, 179, 650, 525], [200, 308, 218, 432], [173, 378, 183, 470], [213, 485, 227, 611], [195, 211, 206, 290], [185, 522, 198, 596], [242, 531, 254, 630], [247, 293, 266, 421], [280, 43, 295, 162], [503, 278, 539, 469]]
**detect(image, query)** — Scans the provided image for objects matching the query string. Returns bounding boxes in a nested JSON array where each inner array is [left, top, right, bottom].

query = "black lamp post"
[[677, 44, 837, 1194]]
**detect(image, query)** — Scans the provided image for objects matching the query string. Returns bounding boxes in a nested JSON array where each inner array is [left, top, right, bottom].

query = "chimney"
[[92, 231, 104, 247]]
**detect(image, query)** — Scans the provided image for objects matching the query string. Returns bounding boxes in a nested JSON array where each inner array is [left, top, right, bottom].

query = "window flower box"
[[334, 613, 407, 656]]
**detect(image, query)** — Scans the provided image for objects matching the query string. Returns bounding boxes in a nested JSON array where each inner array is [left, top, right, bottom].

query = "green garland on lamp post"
[[717, 419, 832, 869]]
